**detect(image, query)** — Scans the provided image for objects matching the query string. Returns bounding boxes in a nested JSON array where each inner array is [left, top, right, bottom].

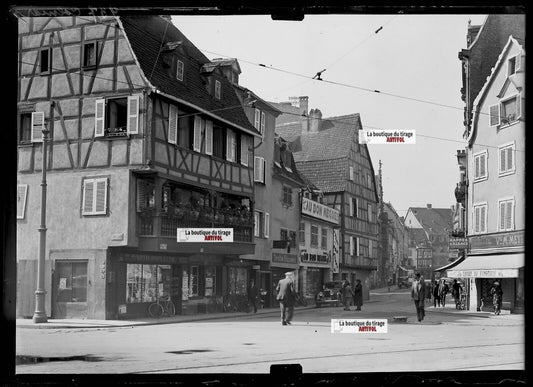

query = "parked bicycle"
[[148, 296, 176, 318]]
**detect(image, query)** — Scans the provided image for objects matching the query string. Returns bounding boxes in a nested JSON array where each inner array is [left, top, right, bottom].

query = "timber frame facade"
[[17, 16, 261, 319]]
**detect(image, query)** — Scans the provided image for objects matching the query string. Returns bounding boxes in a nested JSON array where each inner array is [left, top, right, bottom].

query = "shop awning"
[[433, 256, 465, 272], [447, 253, 524, 278]]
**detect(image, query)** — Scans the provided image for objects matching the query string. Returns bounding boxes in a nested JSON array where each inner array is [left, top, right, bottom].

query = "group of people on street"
[[340, 279, 363, 311]]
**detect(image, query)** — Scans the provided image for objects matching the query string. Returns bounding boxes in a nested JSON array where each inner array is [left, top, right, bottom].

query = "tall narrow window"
[[240, 135, 248, 166], [205, 120, 213, 155], [83, 41, 98, 68], [473, 151, 488, 181], [260, 111, 266, 136], [299, 221, 305, 244], [473, 203, 487, 234], [40, 48, 51, 73], [193, 116, 203, 152], [311, 225, 319, 247], [226, 129, 236, 162], [17, 184, 28, 220], [168, 105, 178, 145], [254, 109, 261, 130], [349, 166, 354, 181], [254, 156, 265, 183], [264, 212, 270, 238], [321, 228, 327, 249], [19, 112, 32, 143]]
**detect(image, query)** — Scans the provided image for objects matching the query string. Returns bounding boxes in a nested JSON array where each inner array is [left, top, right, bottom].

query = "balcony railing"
[[137, 207, 253, 243]]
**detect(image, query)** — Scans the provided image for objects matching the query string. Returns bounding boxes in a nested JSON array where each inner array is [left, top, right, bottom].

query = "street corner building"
[[16, 15, 264, 319], [271, 98, 380, 300]]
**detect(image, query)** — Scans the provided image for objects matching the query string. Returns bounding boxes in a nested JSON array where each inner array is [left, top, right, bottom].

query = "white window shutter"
[[254, 212, 260, 237], [240, 135, 248, 166], [127, 95, 139, 135], [356, 237, 360, 256], [31, 112, 45, 143], [499, 201, 505, 230], [480, 205, 486, 232], [261, 157, 266, 183], [349, 166, 354, 181], [349, 198, 353, 217], [368, 204, 372, 222], [480, 154, 486, 178], [168, 105, 178, 145], [226, 129, 235, 162], [499, 148, 506, 173], [264, 212, 270, 238], [205, 120, 213, 155], [355, 198, 359, 217], [474, 207, 480, 233], [507, 147, 513, 171], [254, 109, 260, 130], [489, 104, 500, 127], [506, 201, 513, 230], [82, 180, 95, 215], [193, 116, 202, 152], [254, 157, 261, 182], [260, 111, 266, 135], [94, 179, 108, 214], [475, 156, 480, 179], [94, 99, 106, 137], [17, 184, 28, 219], [350, 236, 354, 256], [369, 239, 373, 258]]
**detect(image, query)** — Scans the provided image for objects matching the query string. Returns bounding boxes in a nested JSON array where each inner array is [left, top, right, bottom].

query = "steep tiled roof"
[[409, 228, 429, 246], [295, 158, 348, 193], [409, 207, 453, 235], [120, 16, 257, 134]]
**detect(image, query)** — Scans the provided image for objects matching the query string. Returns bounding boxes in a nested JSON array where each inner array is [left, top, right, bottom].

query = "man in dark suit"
[[276, 272, 295, 325], [411, 273, 426, 322]]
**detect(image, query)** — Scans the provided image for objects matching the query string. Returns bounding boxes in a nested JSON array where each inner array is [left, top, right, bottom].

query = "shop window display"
[[126, 264, 172, 303]]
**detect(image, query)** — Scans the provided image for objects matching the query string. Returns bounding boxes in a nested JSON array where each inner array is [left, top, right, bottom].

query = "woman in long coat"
[[490, 281, 503, 315], [353, 279, 363, 311]]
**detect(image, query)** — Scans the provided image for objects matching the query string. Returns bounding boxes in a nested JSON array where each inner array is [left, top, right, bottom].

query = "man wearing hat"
[[411, 273, 426, 322], [276, 272, 295, 325]]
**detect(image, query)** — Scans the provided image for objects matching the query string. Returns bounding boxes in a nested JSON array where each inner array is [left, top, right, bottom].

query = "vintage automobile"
[[315, 281, 343, 307]]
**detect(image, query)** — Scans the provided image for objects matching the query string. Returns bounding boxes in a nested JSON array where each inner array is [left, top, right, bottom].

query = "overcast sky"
[[171, 13, 489, 217]]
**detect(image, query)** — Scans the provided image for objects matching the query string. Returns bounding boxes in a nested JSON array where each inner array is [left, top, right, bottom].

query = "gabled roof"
[[276, 114, 361, 162], [119, 16, 258, 135], [407, 207, 453, 235], [469, 36, 524, 145]]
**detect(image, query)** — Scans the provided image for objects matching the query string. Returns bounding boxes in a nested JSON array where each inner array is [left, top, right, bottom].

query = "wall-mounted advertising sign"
[[301, 197, 340, 224], [177, 228, 233, 242], [449, 237, 469, 249]]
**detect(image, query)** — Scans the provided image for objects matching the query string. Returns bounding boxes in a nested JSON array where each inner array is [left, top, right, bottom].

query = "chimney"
[[299, 96, 308, 116], [427, 203, 432, 209], [308, 108, 322, 133]]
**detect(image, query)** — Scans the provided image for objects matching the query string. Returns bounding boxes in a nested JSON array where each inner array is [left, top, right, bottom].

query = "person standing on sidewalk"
[[439, 280, 449, 307], [490, 281, 503, 315], [276, 272, 295, 325], [433, 280, 441, 307], [341, 280, 353, 311], [247, 279, 259, 313], [411, 273, 426, 322], [353, 279, 363, 311], [452, 279, 463, 309]]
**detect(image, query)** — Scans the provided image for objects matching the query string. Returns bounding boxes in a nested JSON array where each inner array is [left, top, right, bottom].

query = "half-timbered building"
[[17, 15, 261, 319], [272, 99, 379, 301]]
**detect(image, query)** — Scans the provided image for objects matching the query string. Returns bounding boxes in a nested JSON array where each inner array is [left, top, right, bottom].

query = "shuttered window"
[[240, 135, 248, 166], [82, 177, 108, 216], [500, 94, 520, 124], [17, 184, 28, 220], [94, 99, 105, 137], [349, 166, 354, 181], [226, 129, 236, 162], [473, 151, 487, 181], [356, 237, 360, 256], [176, 60, 184, 81], [254, 156, 265, 183], [254, 109, 261, 130], [489, 104, 500, 127], [31, 111, 45, 143], [349, 198, 353, 217], [193, 116, 203, 152], [498, 143, 515, 175], [498, 199, 514, 231], [264, 212, 270, 238], [254, 211, 260, 237], [205, 120, 213, 155], [127, 95, 139, 135], [473, 203, 487, 234], [168, 105, 178, 144], [260, 111, 266, 136]]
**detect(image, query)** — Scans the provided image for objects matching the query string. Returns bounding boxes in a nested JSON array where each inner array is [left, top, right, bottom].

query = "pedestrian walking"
[[247, 279, 259, 313], [276, 272, 295, 325], [425, 280, 432, 301], [411, 273, 426, 322], [490, 281, 503, 315], [452, 279, 463, 309], [439, 280, 449, 307], [433, 280, 441, 307], [353, 279, 363, 311], [341, 280, 353, 310]]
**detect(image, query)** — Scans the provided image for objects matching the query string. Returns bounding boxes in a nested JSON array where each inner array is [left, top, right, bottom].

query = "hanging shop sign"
[[177, 228, 233, 242], [301, 197, 340, 224], [449, 237, 469, 250]]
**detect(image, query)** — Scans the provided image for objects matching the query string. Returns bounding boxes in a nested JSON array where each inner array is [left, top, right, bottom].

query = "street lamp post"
[[33, 103, 53, 323]]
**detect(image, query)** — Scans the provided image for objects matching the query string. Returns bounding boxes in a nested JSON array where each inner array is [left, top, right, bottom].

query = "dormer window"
[[215, 80, 221, 99], [176, 60, 184, 81]]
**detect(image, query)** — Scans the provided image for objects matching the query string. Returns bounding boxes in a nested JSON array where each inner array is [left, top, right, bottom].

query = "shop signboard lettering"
[[449, 237, 469, 249], [177, 228, 233, 242], [272, 253, 297, 264], [469, 231, 524, 250], [301, 197, 340, 224]]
